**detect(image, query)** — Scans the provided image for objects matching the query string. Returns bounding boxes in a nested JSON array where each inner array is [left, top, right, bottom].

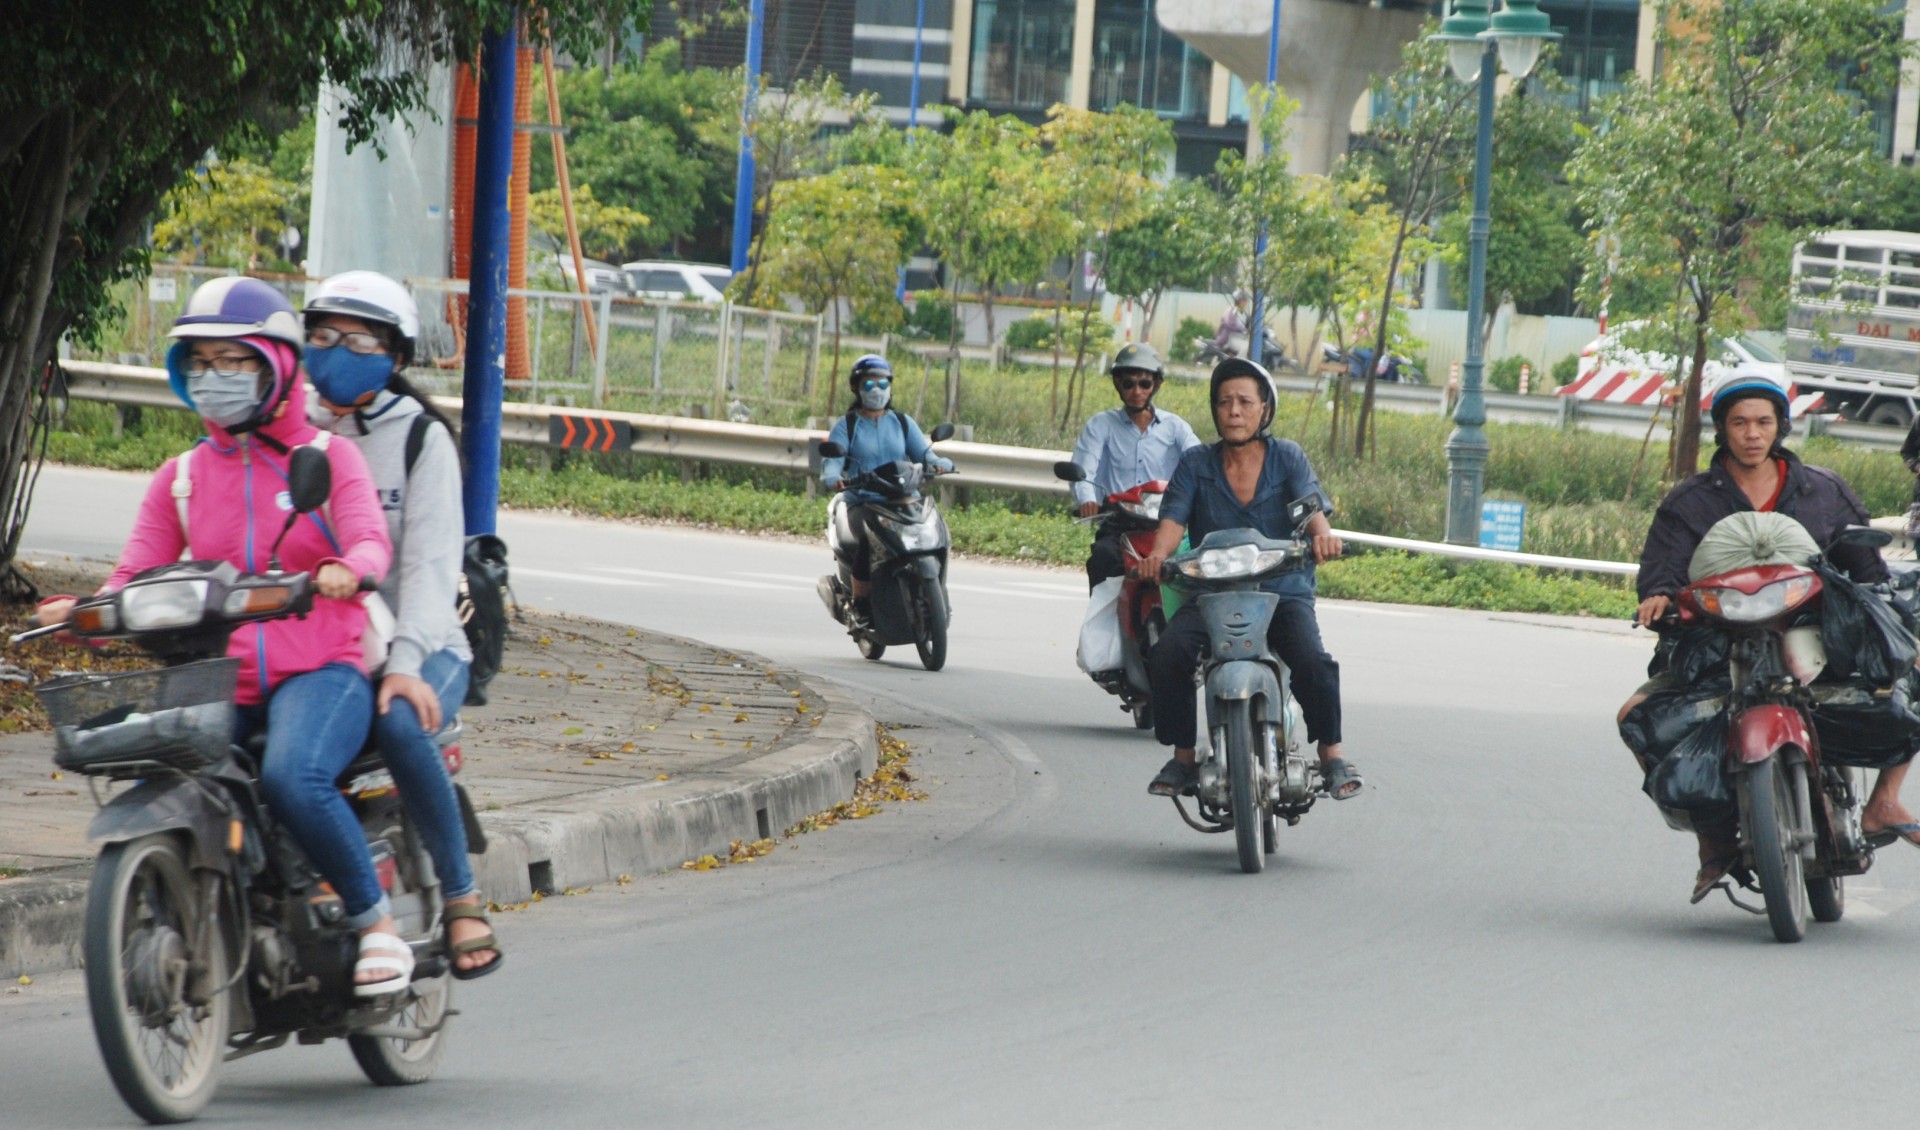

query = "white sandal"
[[354, 931, 415, 997]]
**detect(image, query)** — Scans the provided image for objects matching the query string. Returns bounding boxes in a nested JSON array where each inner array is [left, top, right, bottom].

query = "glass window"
[[1731, 335, 1782, 364], [633, 270, 691, 296], [971, 0, 1077, 111], [1088, 1, 1212, 119], [1539, 2, 1639, 113]]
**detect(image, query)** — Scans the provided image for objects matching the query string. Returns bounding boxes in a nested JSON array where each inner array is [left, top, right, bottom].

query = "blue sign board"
[[1480, 500, 1525, 552]]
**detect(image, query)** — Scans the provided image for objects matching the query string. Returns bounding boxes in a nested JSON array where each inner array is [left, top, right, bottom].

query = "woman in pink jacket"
[[40, 279, 407, 993]]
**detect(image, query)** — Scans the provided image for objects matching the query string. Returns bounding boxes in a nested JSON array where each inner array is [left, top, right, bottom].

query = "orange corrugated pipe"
[[505, 43, 534, 383], [445, 65, 480, 368]]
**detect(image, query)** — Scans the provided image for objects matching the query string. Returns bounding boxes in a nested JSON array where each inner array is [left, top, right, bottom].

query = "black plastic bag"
[[1812, 672, 1920, 769], [1619, 672, 1730, 766], [1818, 560, 1918, 686], [1644, 710, 1735, 811]]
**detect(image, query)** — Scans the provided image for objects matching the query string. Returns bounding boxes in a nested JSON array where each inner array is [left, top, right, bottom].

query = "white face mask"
[[860, 385, 891, 411], [185, 369, 264, 428]]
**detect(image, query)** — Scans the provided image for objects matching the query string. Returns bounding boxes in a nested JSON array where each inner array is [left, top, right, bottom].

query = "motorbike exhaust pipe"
[[816, 576, 845, 623]]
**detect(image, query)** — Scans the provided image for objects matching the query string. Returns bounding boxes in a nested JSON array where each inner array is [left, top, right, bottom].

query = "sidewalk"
[[0, 608, 876, 978]]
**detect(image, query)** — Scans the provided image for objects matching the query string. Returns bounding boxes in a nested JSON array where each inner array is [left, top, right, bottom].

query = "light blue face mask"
[[304, 344, 392, 408], [185, 369, 264, 429], [860, 384, 891, 411]]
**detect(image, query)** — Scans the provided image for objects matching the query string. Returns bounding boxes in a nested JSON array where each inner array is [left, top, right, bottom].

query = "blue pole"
[[463, 19, 518, 536], [1247, 0, 1281, 369], [896, 0, 928, 303], [730, 0, 767, 275], [1443, 40, 1497, 546]]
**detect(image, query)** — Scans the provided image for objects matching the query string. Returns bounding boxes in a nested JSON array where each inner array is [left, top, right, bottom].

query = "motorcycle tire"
[[1257, 697, 1279, 855], [84, 833, 231, 1124], [1741, 758, 1809, 943], [856, 635, 886, 661], [1131, 698, 1153, 730], [1807, 875, 1845, 923], [914, 586, 948, 672], [1225, 700, 1263, 874], [349, 831, 451, 1086]]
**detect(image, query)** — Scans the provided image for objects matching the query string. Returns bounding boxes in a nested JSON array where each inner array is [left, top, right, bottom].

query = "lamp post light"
[[1429, 0, 1555, 546]]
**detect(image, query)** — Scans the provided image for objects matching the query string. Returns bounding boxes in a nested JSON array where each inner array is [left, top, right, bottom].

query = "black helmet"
[[1109, 342, 1163, 381], [848, 353, 892, 393], [1209, 357, 1277, 440]]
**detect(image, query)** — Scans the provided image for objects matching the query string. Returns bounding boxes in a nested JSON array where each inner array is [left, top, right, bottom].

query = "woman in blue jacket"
[[819, 355, 952, 626]]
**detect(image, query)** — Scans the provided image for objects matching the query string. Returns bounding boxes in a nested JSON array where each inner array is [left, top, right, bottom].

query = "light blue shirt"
[[1069, 406, 1203, 507], [821, 410, 953, 504]]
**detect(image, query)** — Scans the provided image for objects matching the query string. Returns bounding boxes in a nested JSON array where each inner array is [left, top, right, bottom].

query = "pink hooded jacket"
[[106, 339, 391, 705]]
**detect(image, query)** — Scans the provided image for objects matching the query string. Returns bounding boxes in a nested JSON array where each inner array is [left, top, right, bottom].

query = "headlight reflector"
[[119, 580, 208, 631]]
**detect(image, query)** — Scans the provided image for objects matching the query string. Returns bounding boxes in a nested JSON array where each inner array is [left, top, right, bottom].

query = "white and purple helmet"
[[167, 276, 304, 349]]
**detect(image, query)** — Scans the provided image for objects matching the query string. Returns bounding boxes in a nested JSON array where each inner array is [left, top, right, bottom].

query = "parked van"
[[622, 261, 733, 304], [1785, 229, 1920, 425]]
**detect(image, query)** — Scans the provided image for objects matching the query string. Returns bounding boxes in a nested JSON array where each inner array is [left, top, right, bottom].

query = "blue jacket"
[[1160, 437, 1327, 603], [822, 410, 954, 504]]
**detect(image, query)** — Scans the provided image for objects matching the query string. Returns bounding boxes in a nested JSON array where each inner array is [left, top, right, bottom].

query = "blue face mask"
[[859, 384, 891, 411], [304, 344, 392, 408]]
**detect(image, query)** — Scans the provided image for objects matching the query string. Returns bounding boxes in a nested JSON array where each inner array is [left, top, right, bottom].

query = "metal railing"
[[57, 359, 1664, 576]]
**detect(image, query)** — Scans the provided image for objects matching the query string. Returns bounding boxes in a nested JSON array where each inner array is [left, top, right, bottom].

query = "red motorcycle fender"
[[1727, 704, 1812, 766]]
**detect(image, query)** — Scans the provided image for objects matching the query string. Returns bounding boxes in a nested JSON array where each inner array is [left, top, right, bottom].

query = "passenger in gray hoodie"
[[304, 271, 502, 981]]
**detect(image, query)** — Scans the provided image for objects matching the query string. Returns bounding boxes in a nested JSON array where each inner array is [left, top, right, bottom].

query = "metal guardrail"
[[60, 359, 1654, 576]]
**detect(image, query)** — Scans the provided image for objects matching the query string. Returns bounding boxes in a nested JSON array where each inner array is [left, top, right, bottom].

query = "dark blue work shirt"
[[1160, 437, 1326, 603]]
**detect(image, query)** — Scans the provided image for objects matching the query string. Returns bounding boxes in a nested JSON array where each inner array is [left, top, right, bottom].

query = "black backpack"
[[406, 415, 514, 706]]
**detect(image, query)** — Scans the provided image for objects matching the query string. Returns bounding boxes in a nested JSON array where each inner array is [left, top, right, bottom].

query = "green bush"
[[1174, 317, 1213, 357], [1003, 314, 1057, 352], [1550, 352, 1580, 387], [900, 293, 954, 341], [1487, 355, 1526, 393], [1002, 308, 1115, 356]]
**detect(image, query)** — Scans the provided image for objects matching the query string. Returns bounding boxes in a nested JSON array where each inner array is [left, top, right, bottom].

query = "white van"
[[621, 261, 733, 304]]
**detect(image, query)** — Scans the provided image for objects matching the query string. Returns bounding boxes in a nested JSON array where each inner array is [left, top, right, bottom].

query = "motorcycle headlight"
[[1120, 493, 1163, 521], [119, 580, 209, 631], [1691, 576, 1817, 623], [1177, 544, 1292, 581], [887, 518, 943, 551]]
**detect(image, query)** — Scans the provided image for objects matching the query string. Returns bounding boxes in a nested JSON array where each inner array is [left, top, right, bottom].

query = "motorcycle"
[[1191, 333, 1291, 372], [1650, 523, 1900, 942], [1157, 498, 1335, 874], [815, 424, 957, 672], [12, 446, 481, 1122], [1053, 460, 1167, 728]]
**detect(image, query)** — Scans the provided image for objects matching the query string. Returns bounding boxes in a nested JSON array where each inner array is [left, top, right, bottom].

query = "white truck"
[[1786, 229, 1920, 426]]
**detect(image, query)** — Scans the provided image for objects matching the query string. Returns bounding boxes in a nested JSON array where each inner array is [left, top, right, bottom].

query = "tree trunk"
[[981, 279, 997, 369], [1355, 219, 1411, 460], [944, 282, 962, 421], [1667, 322, 1711, 481]]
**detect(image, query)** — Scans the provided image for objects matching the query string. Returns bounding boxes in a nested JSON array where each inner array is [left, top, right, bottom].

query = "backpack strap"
[[171, 445, 197, 552], [403, 413, 435, 476]]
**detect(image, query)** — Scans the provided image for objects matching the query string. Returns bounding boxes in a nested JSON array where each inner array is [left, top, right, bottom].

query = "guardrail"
[[59, 359, 1655, 576]]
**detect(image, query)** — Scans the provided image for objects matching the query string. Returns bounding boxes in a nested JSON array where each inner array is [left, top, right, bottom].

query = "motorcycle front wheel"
[[914, 584, 948, 672], [1741, 758, 1809, 943], [1224, 700, 1263, 874], [84, 834, 231, 1124]]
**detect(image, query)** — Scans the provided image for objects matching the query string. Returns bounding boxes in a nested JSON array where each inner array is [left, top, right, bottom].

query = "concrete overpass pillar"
[[1158, 0, 1425, 175]]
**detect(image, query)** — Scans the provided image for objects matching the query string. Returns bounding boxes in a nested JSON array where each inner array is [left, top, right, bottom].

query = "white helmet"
[[303, 271, 420, 363]]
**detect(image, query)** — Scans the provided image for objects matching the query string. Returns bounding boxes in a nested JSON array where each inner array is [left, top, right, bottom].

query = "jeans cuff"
[[345, 893, 392, 931]]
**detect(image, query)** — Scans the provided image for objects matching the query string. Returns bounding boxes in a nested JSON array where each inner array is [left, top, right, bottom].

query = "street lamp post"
[[1429, 1, 1555, 546]]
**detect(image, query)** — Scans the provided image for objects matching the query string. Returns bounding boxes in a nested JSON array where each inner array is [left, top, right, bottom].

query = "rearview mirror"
[[1833, 525, 1893, 549], [1053, 461, 1087, 483], [1286, 493, 1328, 530], [818, 440, 845, 459], [930, 422, 957, 442], [287, 445, 332, 514]]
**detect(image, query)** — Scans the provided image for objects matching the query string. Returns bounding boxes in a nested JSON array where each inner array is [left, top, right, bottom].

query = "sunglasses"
[[862, 378, 891, 391], [1117, 376, 1158, 390]]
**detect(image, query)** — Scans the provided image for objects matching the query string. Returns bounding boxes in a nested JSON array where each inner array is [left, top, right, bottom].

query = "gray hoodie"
[[314, 390, 471, 679]]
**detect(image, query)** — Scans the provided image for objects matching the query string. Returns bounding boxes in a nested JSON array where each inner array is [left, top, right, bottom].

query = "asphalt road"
[[7, 465, 1920, 1128]]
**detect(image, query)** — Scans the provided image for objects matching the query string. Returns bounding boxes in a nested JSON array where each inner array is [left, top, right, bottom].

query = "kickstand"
[[1717, 881, 1765, 915]]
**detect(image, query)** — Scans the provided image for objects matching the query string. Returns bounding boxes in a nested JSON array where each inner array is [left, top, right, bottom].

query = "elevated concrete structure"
[[1159, 0, 1427, 175]]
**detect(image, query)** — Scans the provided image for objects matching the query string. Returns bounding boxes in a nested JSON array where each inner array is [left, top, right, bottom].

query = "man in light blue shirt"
[[1070, 342, 1203, 591]]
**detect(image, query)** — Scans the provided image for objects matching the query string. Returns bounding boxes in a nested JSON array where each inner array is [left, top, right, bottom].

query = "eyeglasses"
[[185, 354, 263, 379], [1117, 376, 1157, 390], [306, 326, 388, 355], [862, 378, 891, 391]]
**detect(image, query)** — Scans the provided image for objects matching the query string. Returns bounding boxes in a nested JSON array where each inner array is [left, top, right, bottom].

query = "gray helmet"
[[1209, 357, 1277, 439], [1110, 342, 1164, 382]]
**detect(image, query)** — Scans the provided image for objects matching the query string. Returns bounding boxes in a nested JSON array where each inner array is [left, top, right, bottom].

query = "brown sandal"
[[445, 901, 505, 981], [1690, 855, 1737, 905]]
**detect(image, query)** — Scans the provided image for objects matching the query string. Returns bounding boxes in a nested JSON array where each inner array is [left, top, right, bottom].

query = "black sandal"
[[1321, 757, 1363, 800], [445, 901, 505, 981], [1148, 758, 1199, 798]]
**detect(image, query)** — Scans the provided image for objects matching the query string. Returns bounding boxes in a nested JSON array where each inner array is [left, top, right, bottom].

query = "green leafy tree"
[[1039, 103, 1176, 430], [532, 43, 737, 261], [152, 158, 303, 270], [748, 164, 915, 410], [734, 73, 883, 300], [0, 1, 650, 579], [1103, 176, 1236, 332], [1568, 0, 1911, 481], [529, 183, 651, 262]]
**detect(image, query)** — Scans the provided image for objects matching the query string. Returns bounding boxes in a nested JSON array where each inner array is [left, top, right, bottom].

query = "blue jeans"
[[237, 663, 385, 928], [374, 649, 475, 900]]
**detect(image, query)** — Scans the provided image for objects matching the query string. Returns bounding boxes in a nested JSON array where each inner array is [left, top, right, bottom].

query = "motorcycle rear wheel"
[[1807, 875, 1845, 923], [856, 635, 886, 661], [1742, 758, 1809, 943], [914, 584, 948, 672], [85, 834, 230, 1124], [348, 830, 451, 1086], [1225, 701, 1263, 874]]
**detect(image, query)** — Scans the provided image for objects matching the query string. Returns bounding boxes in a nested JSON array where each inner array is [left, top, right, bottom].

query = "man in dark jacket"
[[1624, 372, 1908, 901]]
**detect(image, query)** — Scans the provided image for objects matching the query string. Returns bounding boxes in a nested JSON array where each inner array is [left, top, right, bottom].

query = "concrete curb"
[[0, 633, 875, 978]]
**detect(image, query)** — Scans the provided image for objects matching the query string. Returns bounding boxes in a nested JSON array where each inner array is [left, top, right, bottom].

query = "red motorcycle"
[[1055, 463, 1168, 729], [1656, 524, 1898, 942]]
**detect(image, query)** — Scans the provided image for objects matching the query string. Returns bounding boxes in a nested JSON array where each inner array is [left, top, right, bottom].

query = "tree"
[[529, 183, 651, 262], [152, 158, 303, 270], [1103, 176, 1236, 331], [748, 165, 915, 410], [734, 73, 883, 301], [1039, 103, 1176, 430], [1567, 0, 1911, 481], [531, 43, 738, 262]]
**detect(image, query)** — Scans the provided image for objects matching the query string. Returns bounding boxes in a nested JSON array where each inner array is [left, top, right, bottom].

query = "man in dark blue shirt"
[[1135, 359, 1361, 801]]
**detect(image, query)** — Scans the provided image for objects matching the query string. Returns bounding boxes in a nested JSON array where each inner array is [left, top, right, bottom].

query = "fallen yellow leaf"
[[16, 975, 31, 986]]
